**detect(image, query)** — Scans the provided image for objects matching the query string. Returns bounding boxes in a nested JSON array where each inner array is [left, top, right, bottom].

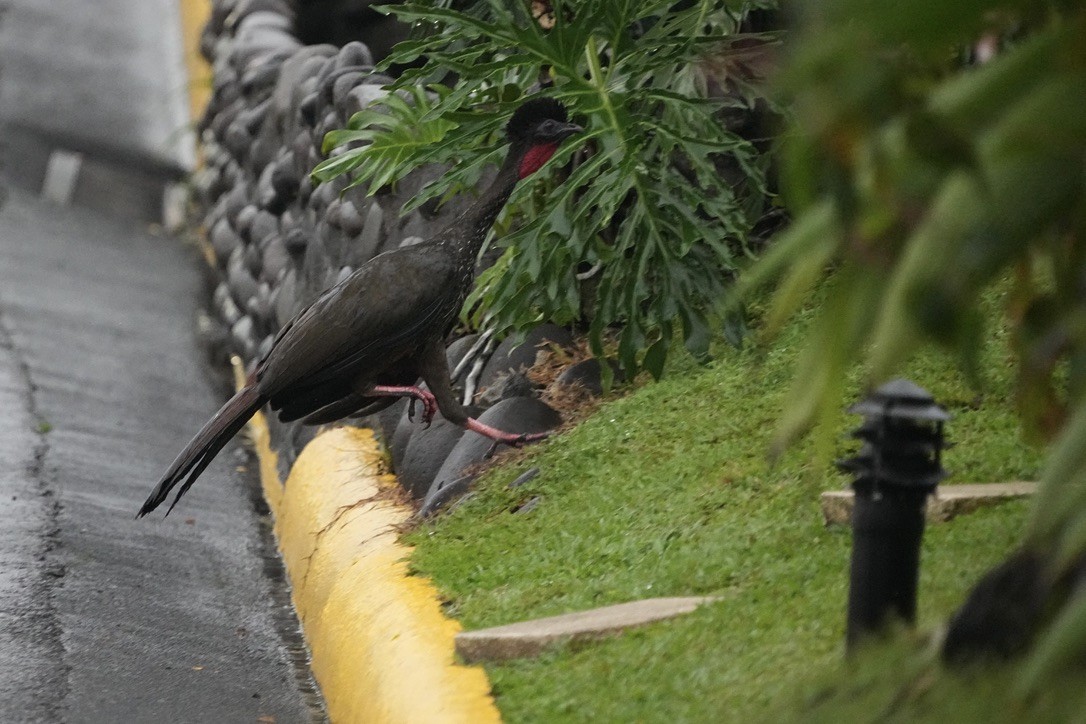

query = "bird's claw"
[[516, 431, 550, 446], [483, 431, 549, 459], [408, 393, 437, 428], [420, 396, 436, 427]]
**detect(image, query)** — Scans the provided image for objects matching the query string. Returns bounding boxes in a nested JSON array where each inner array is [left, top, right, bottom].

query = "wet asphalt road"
[[0, 190, 321, 722]]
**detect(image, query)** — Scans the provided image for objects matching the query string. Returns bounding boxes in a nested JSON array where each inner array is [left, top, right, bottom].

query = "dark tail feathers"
[[139, 384, 266, 517]]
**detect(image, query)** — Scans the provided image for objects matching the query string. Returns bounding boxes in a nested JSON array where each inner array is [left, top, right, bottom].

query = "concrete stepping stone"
[[820, 482, 1037, 526], [455, 597, 717, 663]]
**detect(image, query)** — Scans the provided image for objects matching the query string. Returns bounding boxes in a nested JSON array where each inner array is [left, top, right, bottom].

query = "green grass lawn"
[[406, 287, 1052, 722]]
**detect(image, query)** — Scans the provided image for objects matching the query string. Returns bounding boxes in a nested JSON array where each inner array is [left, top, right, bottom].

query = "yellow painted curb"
[[235, 361, 501, 723], [179, 0, 212, 121]]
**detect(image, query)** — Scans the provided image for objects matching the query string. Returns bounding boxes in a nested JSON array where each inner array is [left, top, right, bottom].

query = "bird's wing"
[[256, 245, 460, 397]]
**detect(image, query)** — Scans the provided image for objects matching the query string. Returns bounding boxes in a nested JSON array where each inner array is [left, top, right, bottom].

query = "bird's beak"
[[556, 122, 583, 141]]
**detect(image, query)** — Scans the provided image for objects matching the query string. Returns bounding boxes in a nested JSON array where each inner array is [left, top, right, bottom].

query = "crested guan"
[[140, 97, 582, 516]]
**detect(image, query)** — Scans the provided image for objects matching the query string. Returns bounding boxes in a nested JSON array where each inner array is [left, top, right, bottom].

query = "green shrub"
[[313, 0, 778, 379]]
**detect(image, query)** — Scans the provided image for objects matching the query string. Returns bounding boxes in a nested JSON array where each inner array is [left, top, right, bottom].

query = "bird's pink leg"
[[369, 384, 437, 425], [464, 418, 550, 448]]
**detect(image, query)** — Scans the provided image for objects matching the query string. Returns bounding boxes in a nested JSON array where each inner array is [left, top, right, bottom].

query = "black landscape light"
[[837, 379, 950, 651]]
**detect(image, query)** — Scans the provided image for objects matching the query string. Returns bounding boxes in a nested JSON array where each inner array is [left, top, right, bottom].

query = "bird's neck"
[[447, 140, 538, 262]]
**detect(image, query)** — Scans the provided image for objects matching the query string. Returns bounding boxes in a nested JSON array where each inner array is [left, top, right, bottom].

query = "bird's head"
[[506, 98, 582, 180]]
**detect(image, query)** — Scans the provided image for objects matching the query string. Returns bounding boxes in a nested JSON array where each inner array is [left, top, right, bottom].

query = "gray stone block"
[[280, 208, 297, 230], [236, 10, 294, 35], [249, 209, 279, 245], [274, 269, 298, 328], [345, 84, 387, 117], [446, 334, 479, 370], [214, 281, 241, 326], [210, 218, 242, 266], [398, 416, 470, 499], [223, 121, 251, 160], [245, 282, 271, 324], [335, 199, 365, 236], [498, 371, 534, 400], [256, 162, 277, 208], [478, 324, 575, 392], [296, 73, 320, 108], [320, 66, 370, 107], [292, 130, 314, 177], [553, 358, 617, 397], [221, 160, 242, 191], [337, 40, 374, 69], [227, 246, 260, 306], [555, 358, 602, 395], [389, 405, 417, 471], [374, 398, 408, 445], [212, 68, 241, 104], [364, 72, 395, 87], [318, 109, 343, 139], [231, 315, 257, 359], [235, 204, 258, 241], [260, 233, 289, 282], [229, 0, 293, 29], [224, 184, 250, 226], [301, 233, 332, 303], [298, 91, 321, 127], [297, 174, 314, 206], [192, 167, 221, 203], [243, 242, 264, 276], [319, 218, 349, 266], [311, 179, 339, 211], [273, 45, 338, 117], [357, 202, 384, 259], [237, 98, 272, 134], [250, 132, 281, 177], [270, 155, 299, 208], [324, 198, 343, 227], [306, 146, 324, 175], [234, 33, 297, 70], [241, 57, 283, 85], [284, 227, 308, 263], [332, 71, 369, 112], [508, 467, 540, 489], [313, 54, 337, 91], [209, 98, 242, 138], [420, 397, 561, 516]]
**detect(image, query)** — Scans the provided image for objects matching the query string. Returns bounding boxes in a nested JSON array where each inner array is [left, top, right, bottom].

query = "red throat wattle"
[[518, 142, 559, 179]]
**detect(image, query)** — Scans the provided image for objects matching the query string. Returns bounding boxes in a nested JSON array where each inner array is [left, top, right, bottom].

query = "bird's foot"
[[371, 384, 437, 427], [413, 390, 438, 427], [511, 431, 550, 446], [466, 418, 550, 458]]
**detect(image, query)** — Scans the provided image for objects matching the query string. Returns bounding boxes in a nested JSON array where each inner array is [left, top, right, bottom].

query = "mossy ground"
[[405, 287, 1061, 722]]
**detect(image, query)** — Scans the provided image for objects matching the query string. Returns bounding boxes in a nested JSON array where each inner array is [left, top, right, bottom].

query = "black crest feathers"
[[506, 97, 568, 141]]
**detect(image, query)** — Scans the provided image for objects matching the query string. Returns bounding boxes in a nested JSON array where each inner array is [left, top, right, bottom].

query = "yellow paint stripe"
[[234, 360, 501, 723], [179, 0, 212, 122]]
